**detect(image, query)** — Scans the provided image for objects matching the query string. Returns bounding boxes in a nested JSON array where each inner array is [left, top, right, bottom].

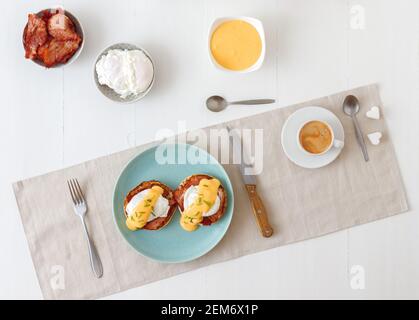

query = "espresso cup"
[[297, 120, 344, 156]]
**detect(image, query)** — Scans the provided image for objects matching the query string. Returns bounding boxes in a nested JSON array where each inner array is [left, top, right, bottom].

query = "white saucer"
[[281, 106, 345, 169]]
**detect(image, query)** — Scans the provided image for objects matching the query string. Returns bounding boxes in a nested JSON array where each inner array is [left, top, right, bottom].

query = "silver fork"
[[67, 178, 103, 278]]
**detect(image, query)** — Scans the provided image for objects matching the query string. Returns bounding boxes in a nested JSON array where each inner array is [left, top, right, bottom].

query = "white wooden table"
[[1, 0, 418, 299]]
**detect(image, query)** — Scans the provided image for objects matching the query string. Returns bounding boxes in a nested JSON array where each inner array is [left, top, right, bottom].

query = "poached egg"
[[96, 49, 153, 98], [183, 185, 221, 217], [126, 189, 169, 222]]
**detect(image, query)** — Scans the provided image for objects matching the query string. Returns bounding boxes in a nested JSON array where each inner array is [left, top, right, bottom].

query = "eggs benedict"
[[124, 180, 177, 231], [174, 174, 227, 232]]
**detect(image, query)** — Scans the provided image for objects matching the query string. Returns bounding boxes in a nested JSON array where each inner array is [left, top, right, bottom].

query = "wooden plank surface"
[[0, 0, 417, 299]]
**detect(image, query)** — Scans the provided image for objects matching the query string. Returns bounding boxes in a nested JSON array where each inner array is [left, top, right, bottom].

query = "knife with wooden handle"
[[245, 184, 273, 237], [227, 126, 274, 238]]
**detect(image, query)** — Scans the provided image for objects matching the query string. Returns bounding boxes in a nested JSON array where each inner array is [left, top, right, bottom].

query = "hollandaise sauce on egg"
[[180, 178, 221, 232], [126, 186, 168, 231]]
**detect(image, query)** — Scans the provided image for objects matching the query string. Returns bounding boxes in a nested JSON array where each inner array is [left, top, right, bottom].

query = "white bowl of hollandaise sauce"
[[208, 16, 266, 73]]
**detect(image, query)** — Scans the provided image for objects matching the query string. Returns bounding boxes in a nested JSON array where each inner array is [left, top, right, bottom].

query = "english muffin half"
[[174, 174, 228, 231], [124, 180, 177, 231]]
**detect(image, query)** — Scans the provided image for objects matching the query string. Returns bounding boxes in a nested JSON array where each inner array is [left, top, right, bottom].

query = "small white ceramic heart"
[[366, 106, 380, 120], [368, 132, 382, 145]]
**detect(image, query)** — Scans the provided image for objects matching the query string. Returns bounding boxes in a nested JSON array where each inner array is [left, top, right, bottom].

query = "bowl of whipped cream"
[[94, 43, 155, 103]]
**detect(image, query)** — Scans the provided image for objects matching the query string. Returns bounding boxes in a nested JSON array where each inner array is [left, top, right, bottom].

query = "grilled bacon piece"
[[37, 38, 81, 67], [47, 13, 80, 41], [174, 174, 227, 226], [24, 14, 48, 59], [124, 180, 177, 231]]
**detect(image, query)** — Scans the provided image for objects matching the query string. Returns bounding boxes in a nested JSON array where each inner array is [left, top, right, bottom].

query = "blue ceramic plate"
[[112, 143, 234, 263]]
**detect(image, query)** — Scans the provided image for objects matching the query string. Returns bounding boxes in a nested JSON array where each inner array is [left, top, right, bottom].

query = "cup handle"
[[333, 139, 344, 149]]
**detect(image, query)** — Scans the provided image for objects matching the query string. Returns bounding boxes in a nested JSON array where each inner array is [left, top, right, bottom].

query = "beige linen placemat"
[[13, 84, 408, 299]]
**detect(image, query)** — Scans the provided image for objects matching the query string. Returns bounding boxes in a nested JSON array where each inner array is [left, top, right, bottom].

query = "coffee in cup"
[[298, 120, 343, 155]]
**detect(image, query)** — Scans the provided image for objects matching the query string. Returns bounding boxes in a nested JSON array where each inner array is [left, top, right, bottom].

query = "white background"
[[1, 0, 418, 299]]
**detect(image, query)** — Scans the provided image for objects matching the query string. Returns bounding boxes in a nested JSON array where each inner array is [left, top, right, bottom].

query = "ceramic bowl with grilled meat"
[[23, 8, 84, 68]]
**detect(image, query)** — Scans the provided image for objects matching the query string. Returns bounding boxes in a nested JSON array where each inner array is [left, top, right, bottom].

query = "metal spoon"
[[343, 95, 369, 161], [206, 95, 276, 112]]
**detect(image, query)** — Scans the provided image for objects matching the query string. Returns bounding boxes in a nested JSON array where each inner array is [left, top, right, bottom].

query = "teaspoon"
[[342, 95, 369, 161], [206, 95, 276, 112]]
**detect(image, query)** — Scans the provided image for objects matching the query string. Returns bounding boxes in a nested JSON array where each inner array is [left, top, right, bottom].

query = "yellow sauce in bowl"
[[210, 19, 262, 71]]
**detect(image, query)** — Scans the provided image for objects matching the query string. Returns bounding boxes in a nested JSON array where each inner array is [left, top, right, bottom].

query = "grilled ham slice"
[[47, 13, 80, 41], [174, 174, 227, 226], [37, 38, 81, 67], [24, 14, 48, 59], [124, 180, 177, 231]]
